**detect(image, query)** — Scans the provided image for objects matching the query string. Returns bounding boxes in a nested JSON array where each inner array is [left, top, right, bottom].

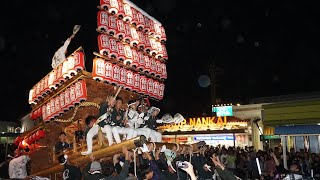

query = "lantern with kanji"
[[69, 84, 77, 105], [142, 55, 151, 74], [143, 15, 150, 34], [131, 48, 139, 68], [124, 70, 134, 90], [123, 44, 133, 65], [97, 11, 109, 33], [136, 11, 145, 30], [109, 38, 118, 59], [130, 26, 139, 47], [115, 19, 126, 40], [146, 78, 154, 97], [137, 31, 146, 50], [98, 34, 111, 56], [132, 72, 140, 92], [161, 63, 167, 80], [155, 41, 163, 59], [149, 38, 158, 56], [123, 22, 132, 44], [104, 61, 113, 84], [155, 60, 162, 78], [117, 0, 125, 19], [107, 15, 117, 36], [55, 64, 63, 86], [111, 64, 120, 85], [73, 51, 85, 72], [123, 2, 132, 22], [137, 51, 145, 71], [153, 23, 162, 40], [158, 83, 165, 100], [67, 55, 77, 77], [149, 58, 157, 76], [69, 86, 77, 108], [119, 68, 127, 86], [151, 81, 159, 99], [92, 58, 105, 82], [108, 0, 119, 15], [75, 80, 87, 103], [130, 6, 138, 27], [139, 75, 147, 95], [161, 44, 168, 61], [59, 92, 66, 113], [117, 41, 125, 63], [54, 96, 62, 116]]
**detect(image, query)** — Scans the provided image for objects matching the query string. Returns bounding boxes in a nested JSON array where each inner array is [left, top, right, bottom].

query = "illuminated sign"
[[213, 106, 233, 116], [194, 135, 234, 141]]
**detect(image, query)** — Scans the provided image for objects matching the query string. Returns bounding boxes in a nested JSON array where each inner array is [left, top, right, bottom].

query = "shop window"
[[309, 135, 320, 154], [295, 136, 304, 152]]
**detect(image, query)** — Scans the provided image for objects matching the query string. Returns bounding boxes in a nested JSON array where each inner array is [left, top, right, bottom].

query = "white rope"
[[132, 148, 138, 177]]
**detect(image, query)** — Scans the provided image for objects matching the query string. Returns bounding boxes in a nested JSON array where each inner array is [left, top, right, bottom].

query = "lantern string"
[[54, 101, 100, 123]]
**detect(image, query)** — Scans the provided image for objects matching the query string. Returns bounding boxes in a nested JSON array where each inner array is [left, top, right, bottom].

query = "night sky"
[[1, 0, 320, 121]]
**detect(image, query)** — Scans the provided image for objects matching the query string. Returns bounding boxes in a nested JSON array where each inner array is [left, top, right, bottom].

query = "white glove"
[[144, 116, 150, 120], [138, 113, 145, 118], [156, 119, 163, 123], [140, 143, 149, 153]]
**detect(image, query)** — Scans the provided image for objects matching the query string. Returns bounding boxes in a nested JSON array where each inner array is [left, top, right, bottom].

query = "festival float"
[[10, 0, 201, 178]]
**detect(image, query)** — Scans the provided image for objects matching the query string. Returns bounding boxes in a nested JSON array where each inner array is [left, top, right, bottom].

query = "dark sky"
[[1, 0, 320, 121]]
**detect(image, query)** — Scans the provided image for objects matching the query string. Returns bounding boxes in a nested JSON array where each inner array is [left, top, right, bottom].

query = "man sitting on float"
[[54, 132, 73, 154], [81, 96, 115, 155], [125, 99, 151, 140], [143, 106, 162, 142], [111, 97, 136, 144]]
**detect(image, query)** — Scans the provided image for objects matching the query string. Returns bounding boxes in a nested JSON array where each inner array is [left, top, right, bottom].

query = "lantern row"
[[97, 12, 168, 62], [98, 34, 167, 80], [98, 0, 166, 43], [28, 51, 85, 105], [30, 80, 87, 121], [14, 129, 46, 150], [92, 58, 164, 100]]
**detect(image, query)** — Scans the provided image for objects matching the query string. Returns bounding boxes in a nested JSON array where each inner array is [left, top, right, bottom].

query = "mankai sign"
[[158, 116, 229, 130]]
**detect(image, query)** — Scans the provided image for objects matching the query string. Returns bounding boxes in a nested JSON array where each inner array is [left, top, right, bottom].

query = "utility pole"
[[209, 63, 223, 115], [209, 63, 217, 106]]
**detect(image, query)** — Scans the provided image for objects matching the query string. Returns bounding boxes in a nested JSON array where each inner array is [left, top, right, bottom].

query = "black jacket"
[[83, 160, 130, 180], [63, 164, 82, 180]]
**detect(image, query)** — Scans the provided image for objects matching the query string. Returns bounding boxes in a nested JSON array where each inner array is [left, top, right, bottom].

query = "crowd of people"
[[53, 144, 320, 180]]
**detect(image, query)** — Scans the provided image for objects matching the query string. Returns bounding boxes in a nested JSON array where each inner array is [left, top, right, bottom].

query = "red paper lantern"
[[104, 62, 113, 84], [33, 133, 40, 141], [18, 141, 23, 149], [109, 38, 118, 59], [123, 2, 133, 22], [97, 11, 109, 33], [92, 58, 106, 82], [119, 68, 127, 86], [115, 19, 125, 40], [37, 130, 46, 138], [124, 70, 134, 91], [14, 136, 22, 146], [107, 15, 117, 36]]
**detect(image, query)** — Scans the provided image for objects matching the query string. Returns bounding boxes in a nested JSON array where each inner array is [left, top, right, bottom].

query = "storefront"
[[158, 116, 252, 148], [262, 99, 320, 164]]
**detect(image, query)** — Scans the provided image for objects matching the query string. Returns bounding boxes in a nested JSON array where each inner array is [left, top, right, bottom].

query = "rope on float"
[[54, 101, 100, 123]]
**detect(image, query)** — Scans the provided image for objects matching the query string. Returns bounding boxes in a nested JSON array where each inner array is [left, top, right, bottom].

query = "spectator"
[[55, 132, 73, 154], [8, 149, 30, 179], [58, 154, 82, 180]]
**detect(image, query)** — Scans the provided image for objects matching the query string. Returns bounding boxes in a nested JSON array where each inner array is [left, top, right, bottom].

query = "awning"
[[275, 125, 320, 135]]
